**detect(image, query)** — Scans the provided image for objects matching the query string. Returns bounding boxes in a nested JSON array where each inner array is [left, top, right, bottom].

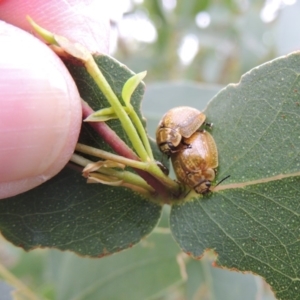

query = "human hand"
[[0, 0, 110, 199]]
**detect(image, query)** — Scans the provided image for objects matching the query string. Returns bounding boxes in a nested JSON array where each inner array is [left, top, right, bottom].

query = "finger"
[[0, 22, 82, 199], [0, 0, 110, 53]]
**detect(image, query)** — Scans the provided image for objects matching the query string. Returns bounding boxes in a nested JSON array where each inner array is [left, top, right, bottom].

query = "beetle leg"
[[204, 122, 213, 128], [156, 160, 169, 175]]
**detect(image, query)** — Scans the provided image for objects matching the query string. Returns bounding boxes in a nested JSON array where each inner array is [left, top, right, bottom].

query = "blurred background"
[[1, 0, 299, 299], [110, 0, 299, 85]]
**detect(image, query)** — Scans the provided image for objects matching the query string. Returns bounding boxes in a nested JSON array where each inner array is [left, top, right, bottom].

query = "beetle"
[[156, 106, 207, 156], [171, 130, 218, 194]]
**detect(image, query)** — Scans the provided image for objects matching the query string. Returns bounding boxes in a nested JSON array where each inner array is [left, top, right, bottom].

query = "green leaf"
[[66, 54, 147, 141], [84, 107, 119, 122], [186, 257, 264, 300], [45, 232, 182, 300], [0, 167, 161, 257], [0, 53, 162, 256], [122, 71, 147, 106], [170, 52, 300, 300]]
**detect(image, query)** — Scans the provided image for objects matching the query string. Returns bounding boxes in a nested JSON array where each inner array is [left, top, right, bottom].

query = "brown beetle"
[[171, 130, 218, 194], [156, 106, 207, 156]]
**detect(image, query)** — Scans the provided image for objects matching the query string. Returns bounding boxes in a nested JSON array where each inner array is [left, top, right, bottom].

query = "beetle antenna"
[[215, 175, 230, 187]]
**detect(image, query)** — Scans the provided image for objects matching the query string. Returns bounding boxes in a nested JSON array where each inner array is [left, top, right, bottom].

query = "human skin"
[[0, 0, 110, 198]]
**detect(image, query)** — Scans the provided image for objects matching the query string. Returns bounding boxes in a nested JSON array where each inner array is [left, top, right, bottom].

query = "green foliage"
[[1, 229, 274, 299], [3, 13, 300, 298], [186, 257, 260, 300], [170, 52, 300, 300], [176, 0, 210, 19], [0, 53, 162, 257], [0, 167, 161, 256], [66, 54, 146, 141], [3, 47, 300, 300], [45, 233, 182, 300], [117, 0, 278, 84]]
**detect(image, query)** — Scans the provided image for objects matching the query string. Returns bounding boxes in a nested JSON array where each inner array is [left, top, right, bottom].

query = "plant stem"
[[84, 58, 150, 162], [75, 143, 180, 192], [81, 102, 174, 198], [70, 154, 154, 193], [0, 262, 40, 300], [76, 143, 147, 170], [27, 18, 180, 199], [129, 110, 154, 160]]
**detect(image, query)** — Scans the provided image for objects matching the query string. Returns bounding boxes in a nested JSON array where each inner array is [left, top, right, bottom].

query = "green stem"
[[75, 143, 180, 191], [85, 58, 150, 162], [100, 168, 154, 193], [76, 143, 148, 170], [70, 154, 154, 193], [129, 110, 154, 160], [0, 262, 41, 300]]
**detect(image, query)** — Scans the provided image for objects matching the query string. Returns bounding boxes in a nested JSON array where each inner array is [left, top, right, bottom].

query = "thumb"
[[0, 22, 81, 199]]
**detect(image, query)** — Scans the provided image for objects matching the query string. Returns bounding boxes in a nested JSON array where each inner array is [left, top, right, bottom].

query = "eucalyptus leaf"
[[170, 51, 300, 300], [46, 233, 182, 300], [84, 113, 118, 122], [186, 258, 261, 300], [0, 53, 162, 256], [0, 167, 161, 257], [84, 107, 120, 122], [122, 71, 147, 106], [65, 54, 147, 147]]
